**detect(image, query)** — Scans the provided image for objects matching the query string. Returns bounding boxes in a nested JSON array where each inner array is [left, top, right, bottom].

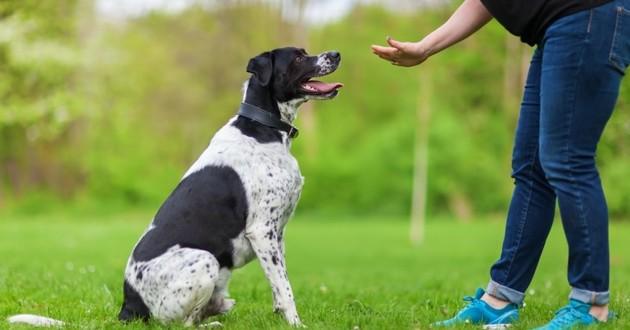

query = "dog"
[[7, 47, 341, 328], [116, 47, 342, 327]]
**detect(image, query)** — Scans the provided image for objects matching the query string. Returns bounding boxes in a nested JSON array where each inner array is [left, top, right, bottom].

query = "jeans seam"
[[609, 7, 626, 72], [563, 34, 593, 287], [503, 147, 537, 282], [587, 9, 594, 33]]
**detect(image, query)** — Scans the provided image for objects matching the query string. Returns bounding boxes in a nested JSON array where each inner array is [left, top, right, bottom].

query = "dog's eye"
[[295, 56, 305, 63]]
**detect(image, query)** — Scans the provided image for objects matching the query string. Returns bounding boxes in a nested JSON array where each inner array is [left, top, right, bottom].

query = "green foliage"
[[1, 2, 629, 218], [0, 0, 80, 132], [0, 0, 84, 205]]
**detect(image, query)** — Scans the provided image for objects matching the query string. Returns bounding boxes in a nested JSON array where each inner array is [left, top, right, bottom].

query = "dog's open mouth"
[[300, 80, 343, 96]]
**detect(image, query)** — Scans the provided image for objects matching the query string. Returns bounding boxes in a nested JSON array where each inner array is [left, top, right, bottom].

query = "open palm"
[[371, 37, 428, 67]]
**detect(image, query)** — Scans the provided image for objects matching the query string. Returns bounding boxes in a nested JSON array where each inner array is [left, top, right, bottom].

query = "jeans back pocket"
[[610, 6, 630, 73]]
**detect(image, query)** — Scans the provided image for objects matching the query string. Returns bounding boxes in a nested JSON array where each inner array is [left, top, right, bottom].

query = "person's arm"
[[371, 0, 493, 67]]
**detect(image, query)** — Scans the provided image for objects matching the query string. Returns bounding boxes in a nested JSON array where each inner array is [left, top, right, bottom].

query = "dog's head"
[[245, 47, 342, 119]]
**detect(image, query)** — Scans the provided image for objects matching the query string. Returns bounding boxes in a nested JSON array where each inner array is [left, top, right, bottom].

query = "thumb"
[[386, 37, 405, 50]]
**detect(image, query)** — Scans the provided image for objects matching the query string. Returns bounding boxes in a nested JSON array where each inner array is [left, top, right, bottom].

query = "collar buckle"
[[288, 126, 299, 139], [238, 103, 299, 139]]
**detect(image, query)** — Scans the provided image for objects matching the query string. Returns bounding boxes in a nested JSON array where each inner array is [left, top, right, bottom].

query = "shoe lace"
[[549, 305, 584, 327], [458, 295, 484, 315]]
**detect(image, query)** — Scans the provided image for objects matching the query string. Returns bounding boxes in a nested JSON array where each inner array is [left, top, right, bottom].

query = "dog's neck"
[[242, 79, 302, 124]]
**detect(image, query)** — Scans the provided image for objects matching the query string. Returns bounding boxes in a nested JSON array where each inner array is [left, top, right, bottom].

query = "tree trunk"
[[410, 66, 432, 245], [292, 0, 318, 161]]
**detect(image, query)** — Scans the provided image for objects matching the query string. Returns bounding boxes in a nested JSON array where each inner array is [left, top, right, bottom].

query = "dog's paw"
[[220, 298, 236, 313], [289, 320, 307, 328], [273, 304, 303, 327], [205, 298, 236, 316], [285, 313, 304, 328]]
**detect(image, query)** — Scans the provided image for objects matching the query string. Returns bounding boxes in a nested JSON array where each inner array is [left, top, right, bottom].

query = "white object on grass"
[[483, 324, 512, 330], [200, 321, 224, 328], [7, 314, 64, 327]]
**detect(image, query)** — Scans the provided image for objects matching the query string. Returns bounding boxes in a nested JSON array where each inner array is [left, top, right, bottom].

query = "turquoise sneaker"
[[534, 299, 611, 330], [432, 288, 519, 328]]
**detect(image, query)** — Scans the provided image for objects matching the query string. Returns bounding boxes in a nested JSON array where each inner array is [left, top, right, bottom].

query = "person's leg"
[[537, 0, 629, 324], [432, 48, 556, 327], [485, 47, 558, 307]]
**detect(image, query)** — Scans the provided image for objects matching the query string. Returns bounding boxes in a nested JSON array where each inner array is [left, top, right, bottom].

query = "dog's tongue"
[[303, 80, 344, 93]]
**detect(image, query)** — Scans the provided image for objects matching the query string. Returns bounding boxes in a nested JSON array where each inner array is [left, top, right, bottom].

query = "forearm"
[[370, 0, 493, 67], [422, 0, 493, 56]]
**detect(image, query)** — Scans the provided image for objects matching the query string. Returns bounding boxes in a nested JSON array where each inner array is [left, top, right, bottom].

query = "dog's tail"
[[7, 314, 64, 327]]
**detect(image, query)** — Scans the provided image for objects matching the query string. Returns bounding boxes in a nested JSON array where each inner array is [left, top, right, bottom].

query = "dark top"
[[481, 0, 613, 46]]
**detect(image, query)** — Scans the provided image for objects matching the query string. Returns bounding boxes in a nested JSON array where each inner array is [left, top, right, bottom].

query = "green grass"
[[0, 212, 628, 329]]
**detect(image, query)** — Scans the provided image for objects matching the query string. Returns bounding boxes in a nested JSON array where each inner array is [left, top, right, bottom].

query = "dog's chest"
[[244, 152, 303, 218], [185, 121, 304, 204], [232, 145, 303, 268], [186, 122, 303, 268]]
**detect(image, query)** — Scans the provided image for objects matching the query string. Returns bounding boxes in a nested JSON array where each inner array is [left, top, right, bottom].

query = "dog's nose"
[[328, 51, 340, 60]]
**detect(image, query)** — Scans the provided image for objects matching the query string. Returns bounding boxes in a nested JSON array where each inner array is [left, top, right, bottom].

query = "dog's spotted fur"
[[118, 47, 341, 327]]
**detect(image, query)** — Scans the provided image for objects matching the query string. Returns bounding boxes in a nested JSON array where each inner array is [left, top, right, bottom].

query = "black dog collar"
[[238, 103, 299, 139]]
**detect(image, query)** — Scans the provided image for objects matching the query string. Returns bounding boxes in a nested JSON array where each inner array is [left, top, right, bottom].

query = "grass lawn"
[[0, 212, 628, 329]]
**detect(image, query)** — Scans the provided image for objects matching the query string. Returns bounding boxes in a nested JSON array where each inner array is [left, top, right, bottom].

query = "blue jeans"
[[487, 0, 630, 306]]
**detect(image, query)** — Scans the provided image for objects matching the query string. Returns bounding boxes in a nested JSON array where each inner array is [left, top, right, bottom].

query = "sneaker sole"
[[482, 324, 512, 330]]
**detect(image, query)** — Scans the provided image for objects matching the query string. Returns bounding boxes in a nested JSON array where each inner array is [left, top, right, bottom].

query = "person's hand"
[[371, 37, 430, 67]]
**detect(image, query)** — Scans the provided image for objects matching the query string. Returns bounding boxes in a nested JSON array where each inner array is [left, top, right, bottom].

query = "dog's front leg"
[[246, 227, 302, 327]]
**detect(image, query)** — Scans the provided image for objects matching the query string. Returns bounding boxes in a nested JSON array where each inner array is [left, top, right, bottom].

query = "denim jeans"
[[487, 0, 630, 306]]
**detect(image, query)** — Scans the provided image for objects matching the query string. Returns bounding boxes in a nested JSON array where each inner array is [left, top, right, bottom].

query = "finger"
[[371, 45, 398, 56], [393, 58, 416, 66], [378, 50, 398, 60], [370, 44, 385, 52], [386, 37, 405, 51], [393, 61, 410, 67], [374, 52, 398, 62], [376, 53, 395, 62], [373, 50, 398, 61]]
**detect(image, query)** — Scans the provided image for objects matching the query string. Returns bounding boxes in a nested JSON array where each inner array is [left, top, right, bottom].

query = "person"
[[372, 0, 629, 328]]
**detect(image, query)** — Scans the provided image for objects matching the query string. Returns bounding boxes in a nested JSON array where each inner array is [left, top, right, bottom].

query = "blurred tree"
[[410, 64, 432, 244], [1, 1, 629, 220], [292, 0, 319, 163], [0, 0, 83, 206]]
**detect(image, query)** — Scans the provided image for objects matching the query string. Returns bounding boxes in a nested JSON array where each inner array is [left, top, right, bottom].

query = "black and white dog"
[[7, 47, 341, 328], [116, 47, 342, 327]]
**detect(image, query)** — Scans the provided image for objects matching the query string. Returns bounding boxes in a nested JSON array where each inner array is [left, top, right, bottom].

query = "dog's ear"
[[247, 51, 273, 87]]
